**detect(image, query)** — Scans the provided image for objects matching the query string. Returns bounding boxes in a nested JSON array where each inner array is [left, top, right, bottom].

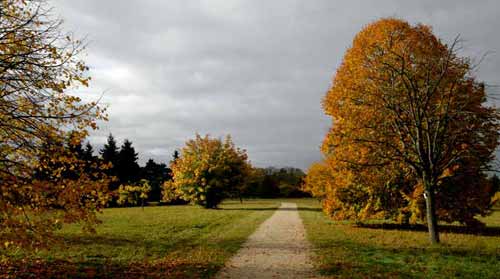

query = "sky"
[[50, 0, 500, 170]]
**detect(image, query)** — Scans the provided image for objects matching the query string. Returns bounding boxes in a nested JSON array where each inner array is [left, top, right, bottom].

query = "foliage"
[[117, 179, 151, 208], [302, 161, 334, 201], [310, 18, 500, 243], [162, 134, 251, 208], [0, 0, 108, 249]]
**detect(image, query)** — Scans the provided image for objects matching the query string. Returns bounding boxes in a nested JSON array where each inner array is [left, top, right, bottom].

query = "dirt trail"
[[216, 202, 317, 279]]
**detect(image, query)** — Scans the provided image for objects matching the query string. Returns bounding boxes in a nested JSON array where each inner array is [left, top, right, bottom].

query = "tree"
[[321, 18, 499, 243], [101, 134, 119, 168], [238, 167, 308, 198], [162, 134, 251, 208], [274, 167, 307, 197], [100, 134, 120, 191], [142, 159, 172, 202], [67, 131, 85, 160], [171, 150, 180, 164], [117, 139, 140, 185], [302, 161, 333, 201], [83, 142, 97, 163], [0, 0, 108, 249], [240, 168, 267, 197], [117, 179, 151, 209]]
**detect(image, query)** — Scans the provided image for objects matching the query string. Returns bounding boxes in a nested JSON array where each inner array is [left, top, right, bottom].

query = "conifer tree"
[[117, 139, 140, 184], [101, 134, 119, 166]]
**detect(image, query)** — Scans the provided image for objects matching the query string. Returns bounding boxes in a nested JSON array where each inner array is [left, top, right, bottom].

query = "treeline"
[[98, 134, 174, 203], [67, 134, 173, 204], [62, 133, 307, 206], [242, 167, 309, 198]]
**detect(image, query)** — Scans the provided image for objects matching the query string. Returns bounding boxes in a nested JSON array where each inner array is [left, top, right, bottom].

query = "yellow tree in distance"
[[163, 134, 251, 208]]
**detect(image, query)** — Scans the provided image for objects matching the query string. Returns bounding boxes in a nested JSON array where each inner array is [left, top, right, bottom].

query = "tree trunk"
[[424, 188, 440, 244]]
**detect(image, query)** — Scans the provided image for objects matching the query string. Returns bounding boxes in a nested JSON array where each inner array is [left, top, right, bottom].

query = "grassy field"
[[3, 199, 499, 278], [297, 199, 500, 278], [1, 200, 280, 278]]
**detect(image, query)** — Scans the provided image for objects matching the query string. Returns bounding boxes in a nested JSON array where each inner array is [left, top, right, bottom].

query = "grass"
[[4, 198, 499, 278], [1, 199, 280, 278], [297, 199, 500, 278]]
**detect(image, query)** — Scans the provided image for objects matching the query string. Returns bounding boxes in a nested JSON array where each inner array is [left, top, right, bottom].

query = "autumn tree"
[[0, 0, 109, 249], [302, 161, 334, 202], [162, 134, 251, 208], [320, 18, 499, 243], [117, 179, 151, 209]]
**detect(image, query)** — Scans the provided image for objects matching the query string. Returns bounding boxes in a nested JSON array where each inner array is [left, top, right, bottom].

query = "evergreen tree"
[[100, 134, 119, 166], [170, 150, 180, 165], [82, 141, 99, 177], [100, 134, 120, 191], [117, 139, 140, 185], [142, 159, 172, 202], [83, 142, 96, 162]]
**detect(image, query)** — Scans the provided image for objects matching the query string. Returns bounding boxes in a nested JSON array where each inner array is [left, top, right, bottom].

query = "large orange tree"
[[318, 18, 499, 244], [0, 0, 109, 249]]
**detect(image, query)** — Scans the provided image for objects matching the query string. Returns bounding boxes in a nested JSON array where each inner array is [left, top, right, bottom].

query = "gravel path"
[[216, 202, 317, 279]]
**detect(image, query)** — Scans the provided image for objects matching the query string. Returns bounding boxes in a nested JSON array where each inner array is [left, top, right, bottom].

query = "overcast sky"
[[50, 0, 500, 170]]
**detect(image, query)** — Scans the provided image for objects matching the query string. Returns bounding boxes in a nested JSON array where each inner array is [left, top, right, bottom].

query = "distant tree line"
[[242, 167, 310, 198], [51, 133, 307, 207], [79, 134, 174, 205]]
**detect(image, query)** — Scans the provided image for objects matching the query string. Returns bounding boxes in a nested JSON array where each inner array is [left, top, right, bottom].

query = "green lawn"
[[1, 200, 280, 278], [4, 199, 499, 278], [297, 199, 500, 278]]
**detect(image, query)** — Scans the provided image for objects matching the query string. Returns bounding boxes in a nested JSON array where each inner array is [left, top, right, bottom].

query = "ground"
[[217, 202, 315, 278], [1, 199, 499, 278]]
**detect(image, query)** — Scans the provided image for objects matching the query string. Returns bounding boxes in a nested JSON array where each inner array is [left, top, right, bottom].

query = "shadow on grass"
[[59, 233, 212, 259], [62, 235, 136, 246], [4, 235, 251, 279], [314, 238, 498, 278], [222, 207, 322, 212], [355, 223, 500, 237], [0, 258, 219, 279]]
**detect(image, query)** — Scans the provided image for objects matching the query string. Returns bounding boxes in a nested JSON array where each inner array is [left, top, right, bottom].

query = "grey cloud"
[[51, 0, 500, 169]]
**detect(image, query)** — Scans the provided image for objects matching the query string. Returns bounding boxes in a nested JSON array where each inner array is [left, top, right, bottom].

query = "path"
[[216, 202, 317, 279]]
